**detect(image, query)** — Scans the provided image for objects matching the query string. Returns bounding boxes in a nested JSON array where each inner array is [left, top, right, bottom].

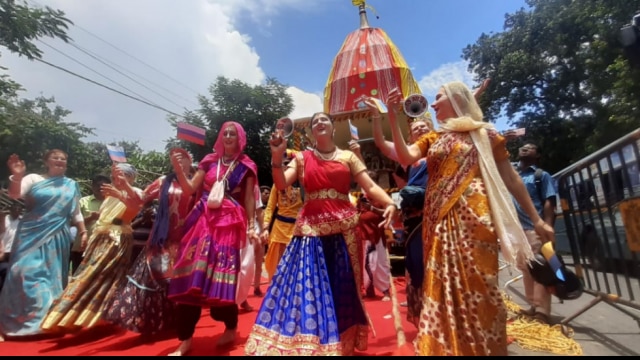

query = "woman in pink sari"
[[167, 121, 259, 356]]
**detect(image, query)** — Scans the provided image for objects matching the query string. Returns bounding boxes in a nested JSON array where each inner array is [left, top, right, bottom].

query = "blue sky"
[[2, 0, 528, 152]]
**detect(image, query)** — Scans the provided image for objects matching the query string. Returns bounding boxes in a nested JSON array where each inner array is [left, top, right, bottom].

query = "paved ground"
[[500, 263, 640, 356]]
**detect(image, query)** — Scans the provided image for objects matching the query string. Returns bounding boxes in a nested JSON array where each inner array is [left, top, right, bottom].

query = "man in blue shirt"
[[513, 141, 557, 323]]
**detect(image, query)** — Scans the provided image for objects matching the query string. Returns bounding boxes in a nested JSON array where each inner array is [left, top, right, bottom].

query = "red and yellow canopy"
[[323, 1, 422, 117]]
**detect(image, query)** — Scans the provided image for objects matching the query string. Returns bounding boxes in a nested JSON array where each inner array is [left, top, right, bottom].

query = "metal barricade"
[[553, 128, 640, 331]]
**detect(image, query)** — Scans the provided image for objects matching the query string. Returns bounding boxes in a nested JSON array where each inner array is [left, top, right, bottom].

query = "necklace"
[[316, 146, 336, 154], [221, 155, 234, 166], [314, 147, 338, 161]]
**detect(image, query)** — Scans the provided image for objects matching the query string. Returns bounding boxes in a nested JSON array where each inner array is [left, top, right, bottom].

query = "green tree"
[[127, 151, 172, 190], [463, 0, 640, 172], [166, 76, 294, 186], [0, 0, 72, 97], [0, 96, 94, 182]]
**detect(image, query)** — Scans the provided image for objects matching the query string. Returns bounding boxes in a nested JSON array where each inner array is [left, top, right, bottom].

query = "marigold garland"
[[502, 291, 583, 356]]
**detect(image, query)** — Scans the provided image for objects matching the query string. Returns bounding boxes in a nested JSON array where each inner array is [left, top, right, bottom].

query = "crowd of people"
[[0, 80, 557, 356]]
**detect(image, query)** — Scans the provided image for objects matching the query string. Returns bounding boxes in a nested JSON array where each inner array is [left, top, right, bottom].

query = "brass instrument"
[[403, 94, 429, 118]]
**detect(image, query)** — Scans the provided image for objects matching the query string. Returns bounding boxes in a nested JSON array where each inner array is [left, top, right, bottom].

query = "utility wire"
[[72, 25, 201, 96], [33, 57, 185, 118], [26, 0, 201, 102], [70, 41, 199, 108], [37, 39, 159, 107], [66, 41, 195, 110]]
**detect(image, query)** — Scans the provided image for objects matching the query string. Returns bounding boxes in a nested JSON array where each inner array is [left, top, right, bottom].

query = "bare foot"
[[216, 328, 237, 348], [168, 338, 192, 356]]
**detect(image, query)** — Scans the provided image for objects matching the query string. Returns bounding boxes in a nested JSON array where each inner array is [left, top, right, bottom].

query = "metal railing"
[[553, 128, 640, 330]]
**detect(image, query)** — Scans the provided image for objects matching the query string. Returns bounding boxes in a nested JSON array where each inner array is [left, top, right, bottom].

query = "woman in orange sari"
[[377, 82, 554, 356]]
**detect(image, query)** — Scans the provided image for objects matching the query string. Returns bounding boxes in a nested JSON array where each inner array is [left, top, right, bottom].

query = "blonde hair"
[[442, 81, 483, 122]]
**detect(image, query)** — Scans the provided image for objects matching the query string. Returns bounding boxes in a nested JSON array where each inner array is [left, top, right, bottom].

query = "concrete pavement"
[[500, 262, 640, 356]]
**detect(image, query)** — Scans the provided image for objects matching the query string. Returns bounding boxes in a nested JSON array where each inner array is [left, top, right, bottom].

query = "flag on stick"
[[177, 122, 206, 145], [370, 98, 388, 113], [348, 119, 359, 140], [106, 145, 127, 163]]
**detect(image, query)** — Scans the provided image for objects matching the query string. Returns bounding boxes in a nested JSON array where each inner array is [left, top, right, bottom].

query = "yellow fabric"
[[378, 31, 422, 97], [41, 196, 134, 331], [264, 184, 303, 246], [413, 131, 509, 356], [439, 115, 535, 266]]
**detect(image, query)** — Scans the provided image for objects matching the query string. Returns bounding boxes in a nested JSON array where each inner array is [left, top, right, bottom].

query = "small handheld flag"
[[348, 119, 359, 140], [106, 145, 127, 163], [370, 98, 388, 113], [177, 122, 206, 146]]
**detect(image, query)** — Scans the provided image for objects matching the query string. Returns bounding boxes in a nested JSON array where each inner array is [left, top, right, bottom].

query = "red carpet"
[[0, 277, 417, 356]]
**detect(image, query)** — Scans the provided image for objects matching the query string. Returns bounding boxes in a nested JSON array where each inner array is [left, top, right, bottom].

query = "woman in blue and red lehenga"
[[166, 121, 259, 356], [244, 112, 397, 356]]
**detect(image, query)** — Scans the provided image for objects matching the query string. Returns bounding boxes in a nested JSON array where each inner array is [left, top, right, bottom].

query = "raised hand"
[[269, 131, 288, 159], [170, 149, 185, 171], [473, 79, 490, 100], [363, 97, 382, 118], [110, 164, 126, 187], [7, 154, 26, 177], [386, 88, 403, 116], [100, 183, 122, 199]]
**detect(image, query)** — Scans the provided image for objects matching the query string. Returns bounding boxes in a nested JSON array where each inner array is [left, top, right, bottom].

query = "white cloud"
[[417, 60, 477, 98], [3, 0, 320, 152], [286, 87, 323, 120]]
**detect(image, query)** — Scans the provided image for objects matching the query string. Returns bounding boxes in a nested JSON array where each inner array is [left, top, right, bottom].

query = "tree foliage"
[[0, 96, 93, 181], [166, 76, 294, 186], [463, 0, 640, 173], [0, 0, 72, 60]]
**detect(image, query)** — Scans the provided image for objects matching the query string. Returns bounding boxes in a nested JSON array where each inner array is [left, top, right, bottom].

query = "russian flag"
[[177, 122, 206, 146], [349, 119, 359, 140], [106, 145, 127, 163]]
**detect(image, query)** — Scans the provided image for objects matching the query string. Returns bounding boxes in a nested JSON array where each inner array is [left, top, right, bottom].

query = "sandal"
[[532, 311, 551, 324], [518, 306, 536, 317]]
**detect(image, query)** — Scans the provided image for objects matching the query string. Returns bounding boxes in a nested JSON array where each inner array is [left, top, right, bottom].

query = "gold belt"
[[306, 188, 349, 202]]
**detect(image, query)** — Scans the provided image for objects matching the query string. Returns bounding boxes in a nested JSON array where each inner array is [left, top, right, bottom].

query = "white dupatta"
[[438, 82, 534, 266]]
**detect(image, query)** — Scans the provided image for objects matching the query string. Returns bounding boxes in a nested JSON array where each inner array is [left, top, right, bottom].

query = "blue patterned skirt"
[[244, 234, 368, 356]]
